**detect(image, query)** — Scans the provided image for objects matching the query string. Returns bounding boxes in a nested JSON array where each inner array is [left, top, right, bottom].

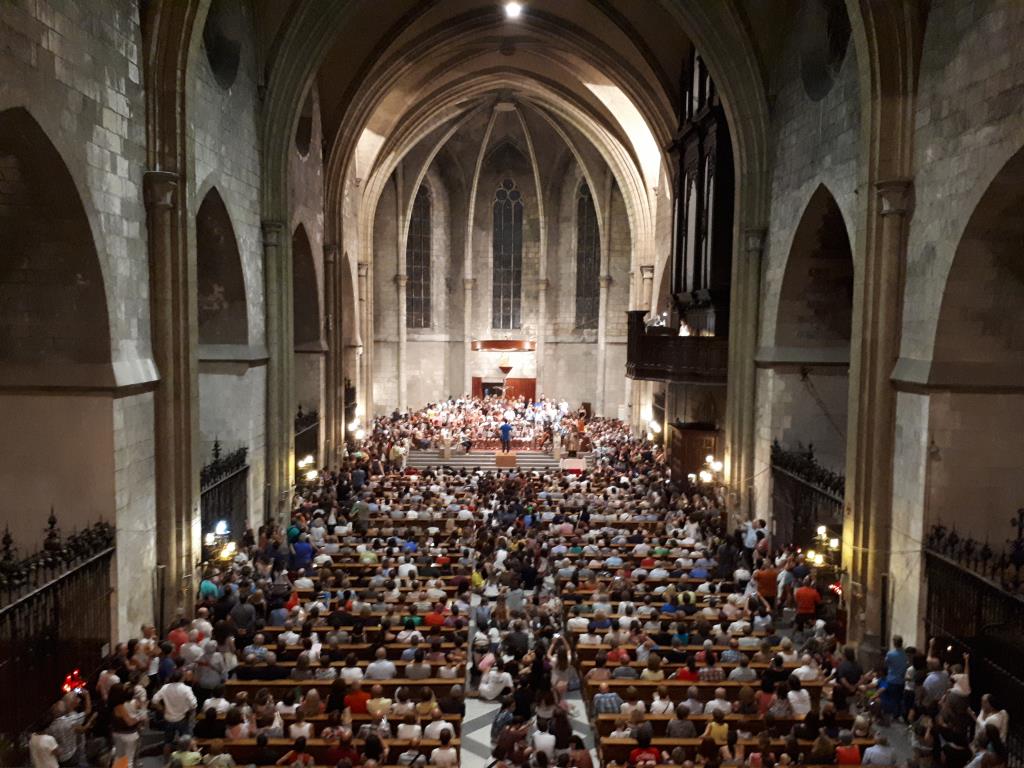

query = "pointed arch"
[[292, 224, 321, 348], [0, 107, 112, 385], [775, 184, 854, 351], [196, 187, 249, 345]]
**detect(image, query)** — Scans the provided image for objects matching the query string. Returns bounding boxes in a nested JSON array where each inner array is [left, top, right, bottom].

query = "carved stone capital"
[[463, 278, 476, 290], [357, 261, 369, 277], [639, 265, 655, 280], [324, 243, 339, 263], [143, 170, 178, 210], [743, 227, 767, 255], [394, 273, 409, 287], [261, 219, 286, 247], [876, 179, 913, 217], [600, 274, 613, 286]]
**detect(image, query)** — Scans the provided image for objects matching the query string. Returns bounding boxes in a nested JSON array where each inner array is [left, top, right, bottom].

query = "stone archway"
[[292, 223, 323, 417], [196, 187, 249, 346], [768, 184, 854, 474], [925, 145, 1024, 543], [0, 107, 116, 552]]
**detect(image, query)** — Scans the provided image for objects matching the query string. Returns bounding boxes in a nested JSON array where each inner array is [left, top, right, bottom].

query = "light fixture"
[[816, 525, 827, 537], [348, 419, 360, 432], [687, 473, 697, 482], [302, 454, 314, 466], [829, 537, 840, 550], [710, 460, 723, 473], [807, 549, 817, 561], [214, 520, 229, 536], [204, 532, 215, 546], [813, 553, 825, 566], [705, 454, 714, 464], [648, 420, 662, 434], [698, 470, 713, 483], [354, 428, 366, 441], [304, 469, 318, 481], [504, 1, 523, 19]]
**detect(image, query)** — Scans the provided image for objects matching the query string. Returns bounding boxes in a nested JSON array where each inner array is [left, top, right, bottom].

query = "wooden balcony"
[[626, 310, 729, 384]]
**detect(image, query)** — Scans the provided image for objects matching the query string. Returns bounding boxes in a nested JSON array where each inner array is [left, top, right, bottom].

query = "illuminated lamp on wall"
[[498, 353, 513, 376]]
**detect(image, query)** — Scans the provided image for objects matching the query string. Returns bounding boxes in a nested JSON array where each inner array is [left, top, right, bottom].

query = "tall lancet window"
[[406, 185, 431, 328], [575, 182, 600, 329], [492, 178, 523, 329]]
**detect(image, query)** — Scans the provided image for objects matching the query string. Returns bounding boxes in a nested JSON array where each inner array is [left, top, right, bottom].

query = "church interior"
[[1, 0, 1023, 766]]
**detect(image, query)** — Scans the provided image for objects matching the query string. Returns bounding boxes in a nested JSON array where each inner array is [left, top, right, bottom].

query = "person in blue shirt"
[[883, 634, 909, 719], [499, 420, 513, 453]]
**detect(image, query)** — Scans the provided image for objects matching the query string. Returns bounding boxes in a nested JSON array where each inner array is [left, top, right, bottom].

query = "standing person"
[[883, 634, 909, 721], [29, 717, 59, 768], [151, 671, 197, 756], [794, 577, 822, 631], [499, 419, 513, 454]]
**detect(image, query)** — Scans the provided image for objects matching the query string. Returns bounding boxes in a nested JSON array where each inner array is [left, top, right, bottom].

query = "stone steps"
[[407, 449, 560, 471]]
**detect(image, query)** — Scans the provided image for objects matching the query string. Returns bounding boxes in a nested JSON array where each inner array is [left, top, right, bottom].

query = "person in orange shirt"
[[754, 561, 779, 609], [794, 577, 822, 630]]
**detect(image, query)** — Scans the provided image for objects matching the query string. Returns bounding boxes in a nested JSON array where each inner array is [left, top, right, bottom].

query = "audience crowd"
[[27, 397, 1010, 768]]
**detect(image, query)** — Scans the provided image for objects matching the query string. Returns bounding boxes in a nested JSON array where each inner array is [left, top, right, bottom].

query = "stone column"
[[843, 180, 912, 657], [357, 261, 371, 418], [596, 274, 612, 415], [633, 265, 656, 431], [144, 170, 198, 624], [725, 228, 766, 519], [535, 278, 547, 396], [263, 219, 293, 522], [395, 273, 408, 411], [323, 243, 339, 463], [463, 278, 475, 395]]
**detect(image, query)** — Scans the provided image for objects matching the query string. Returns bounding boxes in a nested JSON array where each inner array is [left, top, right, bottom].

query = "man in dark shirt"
[[834, 646, 863, 711]]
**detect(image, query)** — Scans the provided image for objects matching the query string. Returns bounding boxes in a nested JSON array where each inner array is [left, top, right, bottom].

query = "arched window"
[[406, 185, 431, 328], [575, 182, 600, 329], [492, 178, 523, 329]]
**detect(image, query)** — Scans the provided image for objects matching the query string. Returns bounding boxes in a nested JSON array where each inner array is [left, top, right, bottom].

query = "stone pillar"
[[323, 243, 339, 464], [357, 261, 371, 418], [843, 180, 912, 657], [144, 170, 198, 624], [263, 219, 294, 522], [596, 274, 612, 415], [725, 228, 766, 519], [535, 278, 547, 396], [463, 278, 475, 395], [633, 265, 656, 431], [396, 273, 408, 411]]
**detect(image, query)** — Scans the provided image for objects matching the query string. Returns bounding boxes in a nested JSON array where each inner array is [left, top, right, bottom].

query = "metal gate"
[[200, 441, 249, 540], [924, 520, 1024, 767], [769, 441, 844, 550], [0, 515, 115, 744]]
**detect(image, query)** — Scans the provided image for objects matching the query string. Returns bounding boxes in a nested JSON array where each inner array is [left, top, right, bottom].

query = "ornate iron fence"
[[200, 440, 249, 541], [769, 441, 844, 550], [0, 514, 115, 744], [924, 515, 1024, 768]]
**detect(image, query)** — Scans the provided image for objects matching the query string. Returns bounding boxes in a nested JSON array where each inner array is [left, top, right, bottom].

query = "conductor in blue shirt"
[[499, 419, 513, 453]]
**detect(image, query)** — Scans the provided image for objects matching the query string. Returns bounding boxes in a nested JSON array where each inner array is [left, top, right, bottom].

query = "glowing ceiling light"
[[504, 2, 523, 19]]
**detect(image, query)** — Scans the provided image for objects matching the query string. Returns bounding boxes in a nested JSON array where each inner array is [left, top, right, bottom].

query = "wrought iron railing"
[[924, 516, 1024, 767], [925, 512, 1024, 595], [294, 407, 320, 467], [770, 439, 845, 497], [0, 513, 115, 609], [200, 440, 249, 491], [294, 405, 319, 435], [200, 441, 249, 543], [0, 513, 114, 744]]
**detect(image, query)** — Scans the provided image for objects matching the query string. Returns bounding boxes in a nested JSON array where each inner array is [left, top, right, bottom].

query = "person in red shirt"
[[344, 680, 371, 714], [423, 602, 447, 627], [629, 732, 662, 767], [324, 729, 361, 765], [794, 577, 822, 630], [606, 640, 630, 665]]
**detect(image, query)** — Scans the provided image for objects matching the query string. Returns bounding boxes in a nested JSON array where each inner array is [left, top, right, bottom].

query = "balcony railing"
[[626, 310, 728, 383]]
